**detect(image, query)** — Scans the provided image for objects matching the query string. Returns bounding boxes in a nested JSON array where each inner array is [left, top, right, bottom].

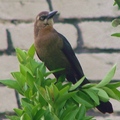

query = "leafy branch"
[[0, 45, 120, 120]]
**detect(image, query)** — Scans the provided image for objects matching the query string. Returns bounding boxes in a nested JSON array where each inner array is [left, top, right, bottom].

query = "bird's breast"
[[34, 32, 71, 72]]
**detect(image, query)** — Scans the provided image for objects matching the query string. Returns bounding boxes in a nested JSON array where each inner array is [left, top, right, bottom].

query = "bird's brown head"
[[34, 11, 57, 30]]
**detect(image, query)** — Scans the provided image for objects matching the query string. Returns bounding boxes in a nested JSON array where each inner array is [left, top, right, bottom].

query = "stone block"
[[79, 22, 120, 49], [0, 86, 17, 112], [9, 23, 34, 49], [52, 0, 120, 18], [0, 1, 49, 20], [76, 53, 120, 80], [54, 23, 77, 48], [0, 55, 19, 79]]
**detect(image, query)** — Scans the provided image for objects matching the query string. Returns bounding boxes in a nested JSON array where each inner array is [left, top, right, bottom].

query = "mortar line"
[[0, 16, 120, 25], [46, 0, 53, 11], [73, 23, 84, 49], [14, 90, 21, 109], [5, 29, 15, 55]]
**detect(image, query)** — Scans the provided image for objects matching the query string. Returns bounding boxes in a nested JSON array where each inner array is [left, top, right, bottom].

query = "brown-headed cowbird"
[[34, 11, 113, 114]]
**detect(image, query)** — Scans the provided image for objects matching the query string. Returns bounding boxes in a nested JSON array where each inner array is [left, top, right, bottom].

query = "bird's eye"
[[39, 16, 46, 21]]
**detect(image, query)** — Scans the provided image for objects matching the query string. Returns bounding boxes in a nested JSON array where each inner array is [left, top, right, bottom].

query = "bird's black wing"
[[57, 32, 114, 114], [57, 33, 113, 114], [58, 32, 89, 84]]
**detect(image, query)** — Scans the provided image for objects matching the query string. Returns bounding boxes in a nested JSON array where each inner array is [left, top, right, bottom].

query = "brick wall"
[[0, 0, 120, 119]]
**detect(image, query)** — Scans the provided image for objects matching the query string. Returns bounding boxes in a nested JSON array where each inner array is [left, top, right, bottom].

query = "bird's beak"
[[46, 11, 57, 19]]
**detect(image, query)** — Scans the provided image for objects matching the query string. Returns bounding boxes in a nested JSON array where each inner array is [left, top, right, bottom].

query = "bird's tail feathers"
[[80, 78, 113, 114], [96, 101, 113, 114]]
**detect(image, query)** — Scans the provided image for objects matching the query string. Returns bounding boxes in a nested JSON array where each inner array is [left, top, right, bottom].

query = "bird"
[[34, 10, 113, 114]]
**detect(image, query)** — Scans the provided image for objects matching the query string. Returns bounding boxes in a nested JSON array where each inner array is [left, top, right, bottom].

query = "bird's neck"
[[41, 25, 53, 35], [34, 25, 54, 38]]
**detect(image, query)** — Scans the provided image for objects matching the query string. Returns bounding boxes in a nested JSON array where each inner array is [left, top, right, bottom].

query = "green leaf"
[[45, 85, 55, 104], [51, 112, 59, 120], [26, 72, 34, 89], [0, 80, 23, 94], [31, 104, 40, 116], [16, 48, 27, 64], [44, 110, 55, 120], [59, 85, 70, 95], [14, 108, 23, 116], [111, 33, 120, 37], [36, 69, 44, 85], [39, 62, 46, 75], [113, 1, 117, 6], [103, 87, 120, 100], [21, 98, 33, 110], [115, 0, 120, 8], [42, 78, 56, 87], [33, 109, 46, 120], [6, 115, 20, 120], [96, 64, 116, 87], [107, 82, 120, 89], [73, 91, 94, 108], [91, 87, 109, 102], [83, 89, 99, 105], [24, 88, 32, 98], [20, 64, 32, 76], [27, 44, 35, 58], [55, 91, 77, 107], [20, 113, 32, 120], [76, 105, 86, 120], [11, 72, 25, 87], [62, 105, 79, 120], [82, 83, 95, 89], [112, 19, 120, 27], [34, 87, 47, 107], [21, 102, 33, 119], [69, 76, 85, 91], [35, 84, 49, 103], [60, 105, 75, 119], [57, 75, 66, 83], [45, 68, 65, 77], [112, 88, 120, 99], [0, 79, 16, 87], [52, 84, 59, 100], [49, 84, 72, 111], [28, 59, 41, 75]]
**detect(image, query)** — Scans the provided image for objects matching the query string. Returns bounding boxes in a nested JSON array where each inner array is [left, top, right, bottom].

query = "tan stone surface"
[[79, 21, 120, 49], [0, 86, 17, 112], [95, 115, 120, 120], [76, 53, 120, 80], [0, 55, 19, 79], [54, 23, 77, 48], [52, 0, 120, 18], [9, 23, 34, 49], [0, 1, 120, 119], [0, 1, 49, 20], [0, 24, 7, 50]]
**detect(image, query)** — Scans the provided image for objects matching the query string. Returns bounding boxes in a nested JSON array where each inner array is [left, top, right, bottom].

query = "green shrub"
[[0, 44, 120, 120]]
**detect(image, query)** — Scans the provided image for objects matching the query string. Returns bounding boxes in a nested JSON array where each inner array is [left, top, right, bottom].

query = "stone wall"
[[0, 0, 120, 119]]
